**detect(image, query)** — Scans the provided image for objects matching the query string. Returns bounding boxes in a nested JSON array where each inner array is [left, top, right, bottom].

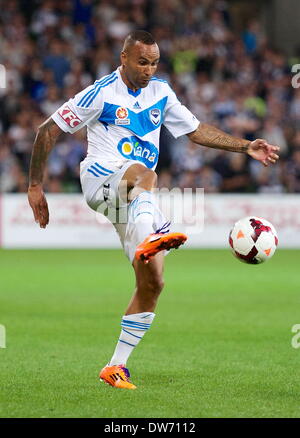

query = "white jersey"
[[52, 67, 199, 170]]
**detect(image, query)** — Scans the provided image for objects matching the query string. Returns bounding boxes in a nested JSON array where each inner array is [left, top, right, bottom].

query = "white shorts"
[[80, 157, 146, 262]]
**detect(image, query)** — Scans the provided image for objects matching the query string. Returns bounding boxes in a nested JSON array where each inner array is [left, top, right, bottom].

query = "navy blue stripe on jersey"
[[87, 169, 100, 177], [81, 74, 117, 108], [98, 96, 167, 137], [77, 72, 117, 107], [78, 72, 116, 106], [94, 162, 114, 174], [100, 120, 109, 131], [84, 74, 117, 108], [77, 73, 115, 107], [84, 75, 118, 108], [90, 164, 109, 176]]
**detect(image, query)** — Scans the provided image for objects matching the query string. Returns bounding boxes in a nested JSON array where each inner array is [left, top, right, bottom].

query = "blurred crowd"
[[1, 0, 300, 194]]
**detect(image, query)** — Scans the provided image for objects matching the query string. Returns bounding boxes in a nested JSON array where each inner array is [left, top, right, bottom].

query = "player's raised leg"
[[120, 163, 187, 263]]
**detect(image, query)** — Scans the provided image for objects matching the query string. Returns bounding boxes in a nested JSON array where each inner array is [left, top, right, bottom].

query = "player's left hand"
[[28, 184, 49, 229], [247, 139, 280, 167]]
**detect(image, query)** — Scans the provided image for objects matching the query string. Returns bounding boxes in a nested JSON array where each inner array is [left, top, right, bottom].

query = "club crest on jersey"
[[115, 107, 130, 125], [118, 136, 158, 168], [149, 108, 161, 126]]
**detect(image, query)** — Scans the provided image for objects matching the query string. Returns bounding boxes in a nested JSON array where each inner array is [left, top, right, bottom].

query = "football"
[[229, 216, 278, 264]]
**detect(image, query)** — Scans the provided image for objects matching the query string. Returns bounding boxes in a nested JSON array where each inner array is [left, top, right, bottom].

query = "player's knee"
[[136, 168, 157, 190], [146, 169, 158, 187], [127, 167, 158, 201]]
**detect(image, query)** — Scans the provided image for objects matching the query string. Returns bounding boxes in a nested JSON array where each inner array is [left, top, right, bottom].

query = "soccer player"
[[28, 30, 279, 390]]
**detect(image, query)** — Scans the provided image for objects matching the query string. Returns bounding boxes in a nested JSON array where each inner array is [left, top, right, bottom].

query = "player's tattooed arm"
[[29, 118, 62, 186], [187, 123, 250, 153], [187, 123, 280, 167], [28, 117, 63, 228]]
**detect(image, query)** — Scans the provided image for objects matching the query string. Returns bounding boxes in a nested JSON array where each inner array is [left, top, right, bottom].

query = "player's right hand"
[[28, 184, 49, 229]]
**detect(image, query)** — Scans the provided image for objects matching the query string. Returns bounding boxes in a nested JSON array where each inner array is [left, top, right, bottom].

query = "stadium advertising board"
[[1, 193, 299, 248]]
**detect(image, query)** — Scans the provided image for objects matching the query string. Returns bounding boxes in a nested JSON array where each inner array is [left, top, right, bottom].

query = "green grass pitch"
[[0, 248, 299, 418]]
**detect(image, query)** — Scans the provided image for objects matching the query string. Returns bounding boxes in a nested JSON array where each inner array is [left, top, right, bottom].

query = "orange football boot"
[[99, 365, 137, 390], [135, 232, 188, 263]]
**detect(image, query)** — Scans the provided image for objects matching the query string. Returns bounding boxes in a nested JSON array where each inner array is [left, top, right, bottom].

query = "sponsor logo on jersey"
[[115, 107, 130, 125], [58, 106, 82, 128], [133, 101, 141, 109], [149, 108, 161, 126], [117, 136, 158, 168]]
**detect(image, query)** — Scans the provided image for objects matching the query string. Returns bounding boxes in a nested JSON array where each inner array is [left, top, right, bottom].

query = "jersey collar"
[[127, 87, 141, 97]]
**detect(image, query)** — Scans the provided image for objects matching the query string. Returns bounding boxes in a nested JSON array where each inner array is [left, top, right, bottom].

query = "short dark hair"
[[123, 30, 156, 52]]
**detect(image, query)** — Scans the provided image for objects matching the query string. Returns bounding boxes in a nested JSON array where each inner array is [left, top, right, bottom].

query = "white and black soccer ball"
[[229, 216, 278, 264]]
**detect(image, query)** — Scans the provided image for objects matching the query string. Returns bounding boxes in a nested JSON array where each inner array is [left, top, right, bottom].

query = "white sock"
[[127, 191, 170, 247], [109, 312, 155, 366]]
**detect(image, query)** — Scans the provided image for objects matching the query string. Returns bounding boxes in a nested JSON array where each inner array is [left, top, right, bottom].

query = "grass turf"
[[0, 248, 299, 418]]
